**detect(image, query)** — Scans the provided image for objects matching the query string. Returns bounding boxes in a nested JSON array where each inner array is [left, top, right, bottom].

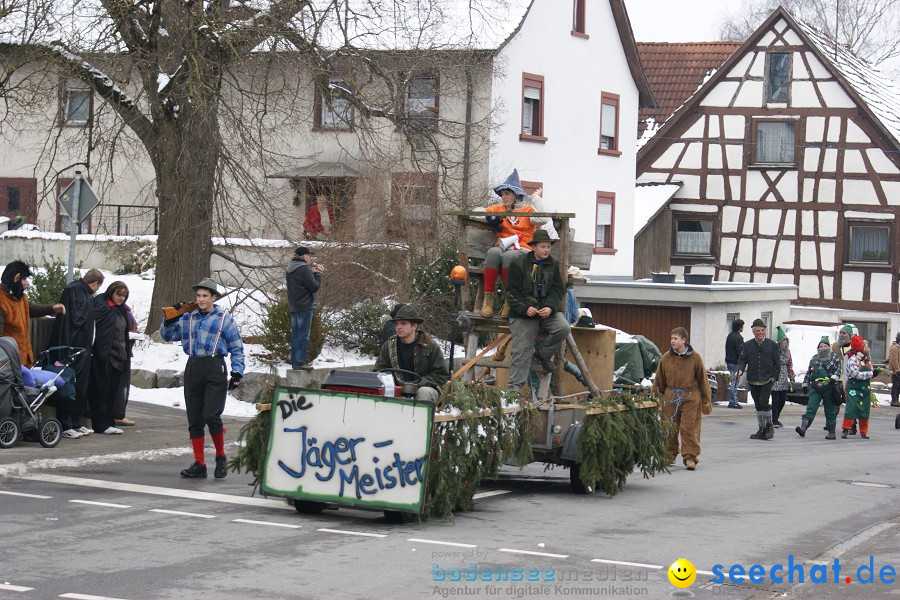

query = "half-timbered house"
[[635, 7, 900, 359]]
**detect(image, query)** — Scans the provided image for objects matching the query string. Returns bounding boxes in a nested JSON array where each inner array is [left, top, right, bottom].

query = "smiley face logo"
[[668, 558, 696, 588]]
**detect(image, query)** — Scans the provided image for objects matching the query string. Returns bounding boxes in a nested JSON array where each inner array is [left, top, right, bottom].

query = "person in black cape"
[[51, 268, 105, 436], [89, 281, 132, 435]]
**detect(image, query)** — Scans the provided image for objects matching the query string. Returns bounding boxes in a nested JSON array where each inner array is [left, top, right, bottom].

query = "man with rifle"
[[160, 278, 244, 479]]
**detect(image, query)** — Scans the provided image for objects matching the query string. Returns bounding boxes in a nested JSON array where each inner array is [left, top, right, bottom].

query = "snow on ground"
[[128, 386, 259, 418], [70, 270, 375, 415]]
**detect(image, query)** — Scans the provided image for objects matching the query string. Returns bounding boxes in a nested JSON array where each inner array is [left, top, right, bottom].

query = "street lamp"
[[448, 265, 468, 373]]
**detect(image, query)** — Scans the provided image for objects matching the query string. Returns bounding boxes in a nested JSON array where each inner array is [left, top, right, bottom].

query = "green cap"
[[391, 305, 424, 324], [841, 324, 853, 335], [192, 277, 220, 296], [776, 326, 787, 342], [530, 229, 557, 245], [819, 336, 831, 347]]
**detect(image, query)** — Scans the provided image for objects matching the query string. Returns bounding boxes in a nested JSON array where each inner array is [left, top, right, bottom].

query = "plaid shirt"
[[160, 305, 245, 375]]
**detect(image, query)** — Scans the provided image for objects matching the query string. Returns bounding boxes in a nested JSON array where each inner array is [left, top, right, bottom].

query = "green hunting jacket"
[[506, 251, 565, 319], [375, 330, 449, 390]]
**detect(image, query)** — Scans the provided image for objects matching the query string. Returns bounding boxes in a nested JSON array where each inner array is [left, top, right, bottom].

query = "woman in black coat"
[[89, 281, 132, 435]]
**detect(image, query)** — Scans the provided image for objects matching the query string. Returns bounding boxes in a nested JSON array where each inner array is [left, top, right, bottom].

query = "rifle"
[[162, 288, 237, 321]]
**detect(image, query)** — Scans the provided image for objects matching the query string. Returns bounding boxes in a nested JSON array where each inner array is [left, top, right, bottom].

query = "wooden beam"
[[452, 334, 510, 380]]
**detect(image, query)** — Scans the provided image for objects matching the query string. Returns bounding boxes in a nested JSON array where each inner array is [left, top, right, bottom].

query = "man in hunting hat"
[[374, 305, 449, 402], [737, 318, 781, 440], [505, 229, 570, 394], [160, 277, 245, 479]]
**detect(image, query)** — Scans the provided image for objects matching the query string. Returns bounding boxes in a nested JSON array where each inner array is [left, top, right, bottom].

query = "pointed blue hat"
[[493, 169, 525, 197]]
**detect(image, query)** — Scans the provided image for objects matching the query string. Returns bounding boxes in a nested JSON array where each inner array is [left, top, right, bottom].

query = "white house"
[[0, 0, 654, 282]]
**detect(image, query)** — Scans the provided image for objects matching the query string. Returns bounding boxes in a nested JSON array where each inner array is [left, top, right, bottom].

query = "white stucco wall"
[[489, 0, 641, 278]]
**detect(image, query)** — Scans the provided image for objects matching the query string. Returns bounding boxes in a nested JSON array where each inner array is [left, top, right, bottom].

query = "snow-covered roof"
[[294, 0, 534, 51], [2, 0, 533, 53], [794, 18, 900, 148], [634, 181, 682, 236]]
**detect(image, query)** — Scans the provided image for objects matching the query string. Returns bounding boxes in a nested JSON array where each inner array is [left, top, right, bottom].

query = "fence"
[[92, 204, 158, 236]]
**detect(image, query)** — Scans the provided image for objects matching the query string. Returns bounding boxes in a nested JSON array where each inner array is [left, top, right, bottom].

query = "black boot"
[[795, 418, 810, 437], [749, 426, 766, 439], [841, 429, 849, 439], [214, 456, 228, 479], [825, 426, 836, 440], [764, 422, 775, 440], [849, 422, 857, 435], [180, 461, 207, 478]]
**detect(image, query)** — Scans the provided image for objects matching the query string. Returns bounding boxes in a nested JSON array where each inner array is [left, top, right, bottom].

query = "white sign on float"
[[261, 387, 434, 513]]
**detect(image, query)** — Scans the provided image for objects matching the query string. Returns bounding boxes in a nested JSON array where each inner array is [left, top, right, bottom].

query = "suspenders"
[[188, 310, 228, 357]]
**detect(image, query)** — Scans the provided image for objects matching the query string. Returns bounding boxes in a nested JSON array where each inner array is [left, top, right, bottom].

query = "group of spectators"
[[0, 260, 137, 440]]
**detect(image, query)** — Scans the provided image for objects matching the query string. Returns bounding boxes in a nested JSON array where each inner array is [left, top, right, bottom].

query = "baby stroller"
[[0, 336, 70, 449], [36, 345, 81, 423]]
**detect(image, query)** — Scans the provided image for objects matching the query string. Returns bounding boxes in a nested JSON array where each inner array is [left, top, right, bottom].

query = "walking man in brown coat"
[[652, 327, 712, 471]]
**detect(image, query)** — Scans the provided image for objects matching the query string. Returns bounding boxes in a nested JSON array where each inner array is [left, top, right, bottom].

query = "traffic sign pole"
[[67, 171, 82, 283]]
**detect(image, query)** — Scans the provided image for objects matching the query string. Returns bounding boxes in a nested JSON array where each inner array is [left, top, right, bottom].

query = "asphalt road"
[[1, 402, 899, 599]]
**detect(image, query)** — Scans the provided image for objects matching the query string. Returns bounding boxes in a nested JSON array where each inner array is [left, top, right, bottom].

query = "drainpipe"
[[461, 66, 473, 205]]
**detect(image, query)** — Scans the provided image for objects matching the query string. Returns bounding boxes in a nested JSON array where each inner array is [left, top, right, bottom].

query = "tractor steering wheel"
[[377, 368, 422, 385]]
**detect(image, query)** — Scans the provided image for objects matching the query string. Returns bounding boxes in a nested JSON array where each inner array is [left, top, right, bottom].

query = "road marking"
[[695, 569, 716, 576], [18, 473, 291, 510], [233, 518, 302, 529], [408, 538, 477, 548], [60, 594, 129, 600], [472, 490, 511, 500], [0, 584, 33, 592], [499, 548, 569, 559], [850, 482, 891, 488], [591, 558, 663, 569], [149, 509, 216, 519], [70, 500, 132, 509], [812, 521, 897, 563], [317, 528, 387, 538], [0, 490, 51, 499]]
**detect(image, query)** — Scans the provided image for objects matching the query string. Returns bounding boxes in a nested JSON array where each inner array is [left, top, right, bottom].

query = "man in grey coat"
[[737, 318, 781, 440], [286, 246, 323, 370]]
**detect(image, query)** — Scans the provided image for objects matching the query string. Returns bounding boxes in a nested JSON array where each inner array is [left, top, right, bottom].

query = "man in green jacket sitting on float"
[[505, 229, 570, 394], [375, 305, 449, 402]]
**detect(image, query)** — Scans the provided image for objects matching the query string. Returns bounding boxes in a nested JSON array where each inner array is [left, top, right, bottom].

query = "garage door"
[[584, 303, 691, 354]]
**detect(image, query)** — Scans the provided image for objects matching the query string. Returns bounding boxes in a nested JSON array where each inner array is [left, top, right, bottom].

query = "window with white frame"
[[406, 76, 438, 128], [754, 121, 795, 165], [847, 222, 890, 264], [767, 52, 791, 102], [61, 78, 91, 126]]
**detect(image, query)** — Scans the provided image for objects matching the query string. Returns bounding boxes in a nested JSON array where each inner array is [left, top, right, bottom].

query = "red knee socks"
[[190, 436, 205, 465], [211, 431, 226, 458], [484, 267, 499, 293]]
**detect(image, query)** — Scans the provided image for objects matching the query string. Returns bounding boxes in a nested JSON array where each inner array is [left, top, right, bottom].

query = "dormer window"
[[766, 53, 791, 103]]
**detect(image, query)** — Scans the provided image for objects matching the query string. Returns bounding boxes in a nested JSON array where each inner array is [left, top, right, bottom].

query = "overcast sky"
[[624, 0, 749, 42]]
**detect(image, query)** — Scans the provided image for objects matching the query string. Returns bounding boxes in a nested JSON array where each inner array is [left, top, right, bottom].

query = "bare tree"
[[719, 0, 900, 72], [0, 0, 504, 330]]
